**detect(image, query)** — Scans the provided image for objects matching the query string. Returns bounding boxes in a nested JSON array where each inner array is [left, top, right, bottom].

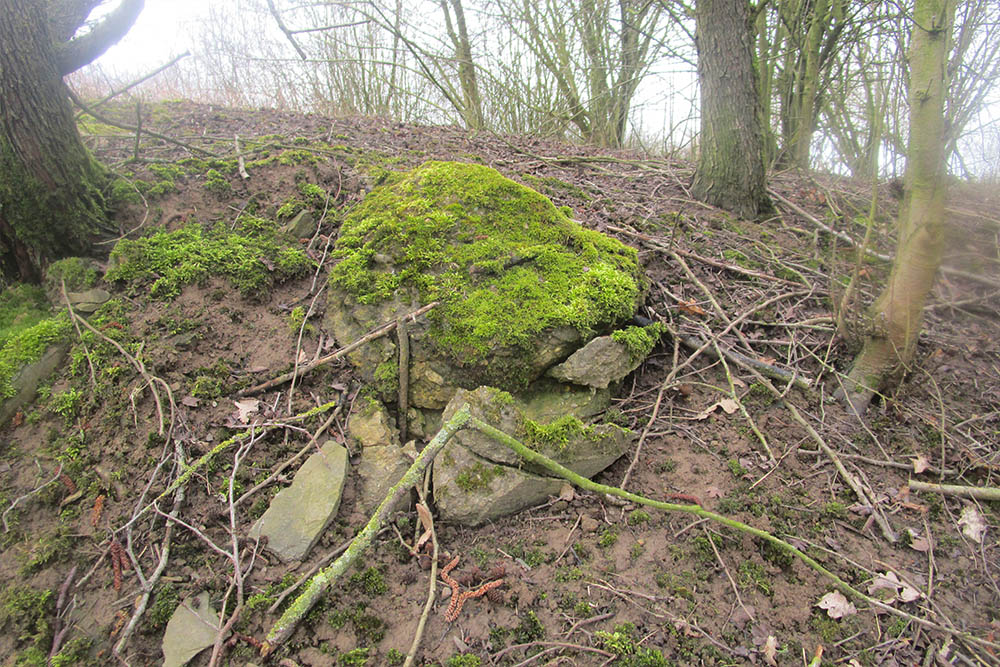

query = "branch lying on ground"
[[908, 480, 1000, 501], [239, 302, 438, 396], [261, 405, 473, 655]]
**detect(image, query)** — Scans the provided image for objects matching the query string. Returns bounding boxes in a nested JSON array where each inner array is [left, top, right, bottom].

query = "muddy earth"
[[1, 101, 999, 666]]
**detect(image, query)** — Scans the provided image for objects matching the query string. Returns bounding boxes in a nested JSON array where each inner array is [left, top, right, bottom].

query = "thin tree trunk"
[[836, 0, 954, 415], [691, 0, 773, 218]]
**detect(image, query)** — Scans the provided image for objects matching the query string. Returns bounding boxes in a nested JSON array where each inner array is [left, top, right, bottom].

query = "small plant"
[[513, 610, 544, 643], [627, 509, 650, 526], [49, 388, 83, 423], [727, 458, 748, 478], [385, 648, 406, 665], [446, 654, 482, 667], [598, 528, 618, 548], [338, 647, 369, 665]]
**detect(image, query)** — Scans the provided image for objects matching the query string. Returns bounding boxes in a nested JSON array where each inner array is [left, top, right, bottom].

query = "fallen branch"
[[239, 301, 438, 396], [261, 404, 472, 655], [908, 480, 1000, 501], [465, 414, 996, 652]]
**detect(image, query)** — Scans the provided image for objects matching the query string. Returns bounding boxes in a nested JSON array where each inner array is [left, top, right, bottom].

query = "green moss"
[[611, 322, 665, 362], [191, 375, 224, 399], [203, 169, 232, 199], [349, 566, 388, 595], [276, 198, 306, 219], [45, 258, 99, 294], [329, 161, 642, 391], [627, 509, 650, 526], [373, 359, 399, 399], [0, 309, 71, 399], [513, 610, 545, 643], [455, 461, 505, 492], [106, 223, 313, 300], [0, 586, 53, 654], [598, 528, 618, 548], [446, 655, 482, 667], [737, 561, 773, 596], [522, 415, 592, 451], [147, 583, 179, 630], [298, 182, 328, 207]]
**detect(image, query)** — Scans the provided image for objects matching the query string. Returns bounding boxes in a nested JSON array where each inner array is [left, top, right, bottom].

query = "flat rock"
[[433, 386, 632, 525], [161, 591, 222, 667], [250, 440, 348, 562], [65, 288, 111, 314], [0, 343, 68, 426], [356, 441, 416, 514], [547, 335, 640, 388], [347, 400, 399, 448]]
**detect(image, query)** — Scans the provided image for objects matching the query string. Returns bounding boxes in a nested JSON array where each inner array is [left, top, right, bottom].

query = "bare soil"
[[2, 100, 999, 666]]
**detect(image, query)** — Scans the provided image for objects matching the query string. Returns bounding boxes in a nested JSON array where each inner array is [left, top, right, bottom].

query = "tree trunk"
[[835, 0, 954, 415], [691, 0, 773, 218], [0, 0, 108, 283]]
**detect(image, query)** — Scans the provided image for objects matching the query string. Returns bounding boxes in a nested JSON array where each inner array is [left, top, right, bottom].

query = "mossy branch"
[[261, 404, 472, 655], [464, 414, 999, 652]]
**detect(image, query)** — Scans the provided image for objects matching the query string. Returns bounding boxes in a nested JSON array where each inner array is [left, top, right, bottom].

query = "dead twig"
[[907, 481, 1000, 501]]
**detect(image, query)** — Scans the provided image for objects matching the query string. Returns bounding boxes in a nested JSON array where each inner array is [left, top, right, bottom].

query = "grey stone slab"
[[250, 440, 348, 562]]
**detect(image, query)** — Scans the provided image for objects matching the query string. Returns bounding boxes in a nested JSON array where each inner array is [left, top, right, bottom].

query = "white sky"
[[94, 0, 212, 71]]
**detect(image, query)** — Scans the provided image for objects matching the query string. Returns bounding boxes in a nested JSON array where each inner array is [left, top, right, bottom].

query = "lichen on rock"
[[325, 160, 644, 406]]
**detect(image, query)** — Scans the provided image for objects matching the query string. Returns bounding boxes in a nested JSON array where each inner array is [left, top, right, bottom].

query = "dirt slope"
[[1, 101, 998, 666]]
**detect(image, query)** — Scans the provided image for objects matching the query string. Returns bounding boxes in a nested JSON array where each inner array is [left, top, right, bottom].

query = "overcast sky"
[[95, 0, 211, 72]]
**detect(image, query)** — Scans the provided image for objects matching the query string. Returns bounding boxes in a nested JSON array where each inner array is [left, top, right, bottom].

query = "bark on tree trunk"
[[835, 0, 954, 415], [691, 0, 773, 219], [0, 0, 143, 284]]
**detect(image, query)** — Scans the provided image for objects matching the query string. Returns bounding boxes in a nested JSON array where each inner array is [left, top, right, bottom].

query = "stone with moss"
[[547, 323, 663, 389], [1, 288, 71, 424], [433, 386, 632, 525], [324, 161, 643, 409]]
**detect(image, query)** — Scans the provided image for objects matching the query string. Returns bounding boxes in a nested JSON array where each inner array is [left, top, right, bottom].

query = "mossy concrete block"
[[547, 335, 641, 389], [250, 440, 348, 562], [0, 342, 67, 426], [281, 209, 317, 239], [161, 591, 222, 667], [434, 433, 563, 526], [325, 161, 644, 406], [519, 378, 610, 423]]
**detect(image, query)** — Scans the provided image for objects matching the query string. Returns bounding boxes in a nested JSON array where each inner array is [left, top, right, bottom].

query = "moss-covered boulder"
[[325, 161, 643, 408]]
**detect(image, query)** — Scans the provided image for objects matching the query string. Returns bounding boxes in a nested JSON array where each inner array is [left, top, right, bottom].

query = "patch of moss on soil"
[[329, 161, 642, 380], [106, 218, 314, 299]]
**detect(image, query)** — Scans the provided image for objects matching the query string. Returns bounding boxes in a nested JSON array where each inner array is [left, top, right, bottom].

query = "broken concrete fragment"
[[161, 591, 222, 667], [65, 288, 111, 314], [250, 440, 348, 562], [547, 335, 642, 389]]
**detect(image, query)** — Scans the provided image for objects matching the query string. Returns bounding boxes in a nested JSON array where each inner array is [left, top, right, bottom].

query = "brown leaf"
[[415, 502, 433, 533], [706, 486, 723, 499], [911, 455, 930, 474], [233, 398, 260, 424], [678, 300, 707, 316], [816, 591, 856, 618], [959, 505, 987, 544], [763, 635, 779, 666], [181, 396, 200, 407]]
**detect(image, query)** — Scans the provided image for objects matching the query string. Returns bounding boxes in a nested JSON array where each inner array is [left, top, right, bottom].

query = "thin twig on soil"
[[908, 480, 1000, 501], [403, 487, 437, 667]]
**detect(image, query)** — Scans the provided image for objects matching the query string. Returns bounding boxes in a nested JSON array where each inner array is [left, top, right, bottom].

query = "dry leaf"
[[558, 483, 575, 502], [911, 455, 930, 474], [899, 583, 921, 603], [695, 399, 739, 420], [958, 505, 987, 544], [867, 571, 902, 597], [415, 503, 433, 533], [718, 398, 739, 414], [678, 300, 708, 316], [706, 486, 723, 499], [181, 396, 200, 407], [763, 635, 779, 666], [907, 528, 930, 552], [816, 591, 856, 619], [233, 398, 260, 424]]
